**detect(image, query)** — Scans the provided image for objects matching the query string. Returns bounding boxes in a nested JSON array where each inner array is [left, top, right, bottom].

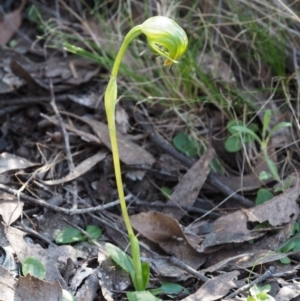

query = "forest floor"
[[1, 1, 300, 300]]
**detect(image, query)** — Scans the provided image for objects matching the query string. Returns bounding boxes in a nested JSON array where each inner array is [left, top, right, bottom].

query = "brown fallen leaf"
[[180, 271, 239, 301], [0, 152, 39, 174], [44, 57, 101, 87], [0, 266, 16, 301], [275, 282, 300, 301], [10, 59, 48, 93], [98, 257, 131, 292], [68, 91, 102, 109], [0, 0, 26, 45], [198, 183, 300, 252], [131, 211, 206, 267], [11, 56, 100, 93], [14, 275, 62, 301], [214, 141, 277, 191], [0, 192, 23, 225], [82, 116, 155, 167], [75, 269, 101, 301], [40, 114, 101, 144], [42, 151, 107, 185], [163, 148, 213, 220], [201, 249, 290, 273]]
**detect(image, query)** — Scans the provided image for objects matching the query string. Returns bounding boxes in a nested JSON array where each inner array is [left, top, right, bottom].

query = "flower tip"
[[140, 16, 188, 66], [164, 59, 178, 67]]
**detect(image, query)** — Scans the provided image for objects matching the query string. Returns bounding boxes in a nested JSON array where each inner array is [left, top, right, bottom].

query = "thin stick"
[[225, 266, 275, 299], [15, 223, 56, 247], [49, 79, 78, 209], [0, 182, 132, 215], [170, 256, 209, 282]]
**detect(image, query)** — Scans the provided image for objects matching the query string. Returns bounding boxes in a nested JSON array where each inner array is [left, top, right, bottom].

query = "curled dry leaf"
[[42, 151, 107, 185], [14, 275, 62, 301], [201, 249, 291, 273], [130, 211, 206, 267], [198, 182, 300, 252], [0, 192, 23, 225], [11, 56, 100, 93], [275, 283, 300, 301], [0, 266, 16, 301], [0, 152, 39, 174], [180, 271, 239, 301], [215, 140, 277, 191], [82, 117, 155, 167], [163, 147, 213, 220], [0, 0, 26, 45], [5, 226, 67, 288]]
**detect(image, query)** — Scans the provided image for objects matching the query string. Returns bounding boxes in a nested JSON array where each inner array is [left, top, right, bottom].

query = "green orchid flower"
[[104, 16, 188, 291], [139, 16, 188, 66]]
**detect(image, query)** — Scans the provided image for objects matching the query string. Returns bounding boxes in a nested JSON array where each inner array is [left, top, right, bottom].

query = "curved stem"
[[105, 26, 142, 237], [104, 26, 144, 291]]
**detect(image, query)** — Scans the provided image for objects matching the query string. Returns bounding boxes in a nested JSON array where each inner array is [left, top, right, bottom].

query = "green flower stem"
[[104, 16, 188, 291], [105, 27, 142, 238], [130, 234, 143, 290], [105, 27, 144, 291]]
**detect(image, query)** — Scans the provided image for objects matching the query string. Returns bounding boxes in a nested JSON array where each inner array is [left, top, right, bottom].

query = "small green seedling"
[[22, 256, 76, 300], [247, 284, 275, 301], [231, 109, 291, 182], [22, 256, 46, 279], [225, 120, 259, 153], [173, 132, 198, 157], [149, 282, 187, 297], [104, 16, 188, 296], [161, 186, 172, 199], [255, 188, 274, 206], [277, 221, 300, 264], [173, 132, 224, 174], [55, 225, 102, 244]]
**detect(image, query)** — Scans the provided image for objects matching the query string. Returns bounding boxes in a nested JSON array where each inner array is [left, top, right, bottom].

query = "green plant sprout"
[[104, 16, 188, 292], [225, 120, 259, 153], [247, 284, 275, 301], [22, 256, 76, 301], [231, 109, 291, 182]]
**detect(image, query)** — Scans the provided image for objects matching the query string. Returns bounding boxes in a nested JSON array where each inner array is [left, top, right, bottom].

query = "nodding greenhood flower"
[[139, 16, 188, 66], [104, 16, 188, 292]]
